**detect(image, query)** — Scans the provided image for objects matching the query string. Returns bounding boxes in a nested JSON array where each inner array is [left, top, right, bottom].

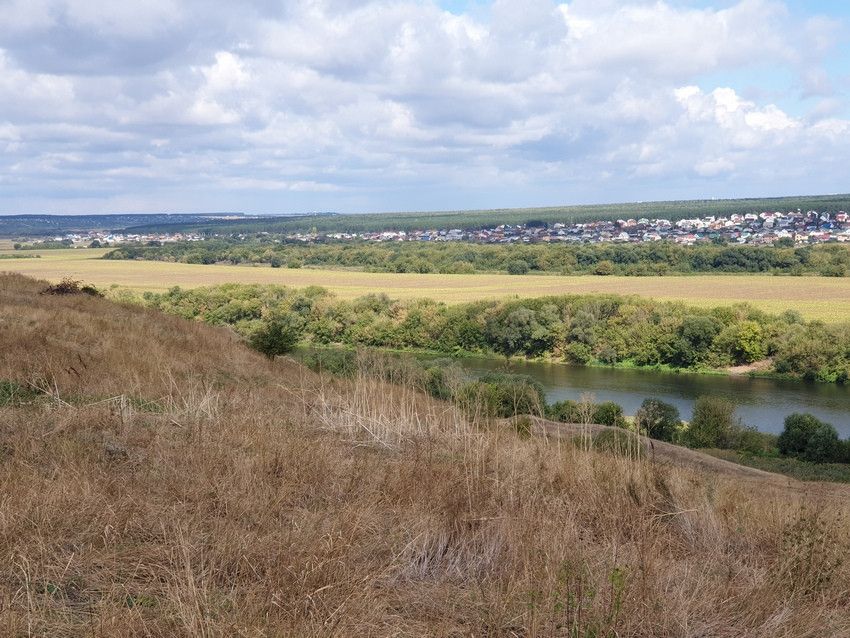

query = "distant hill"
[[0, 212, 269, 238]]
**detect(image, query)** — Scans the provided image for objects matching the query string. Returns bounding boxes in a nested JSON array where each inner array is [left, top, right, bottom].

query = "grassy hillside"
[[2, 273, 850, 635]]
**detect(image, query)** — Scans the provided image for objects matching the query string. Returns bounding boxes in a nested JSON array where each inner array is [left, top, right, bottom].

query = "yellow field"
[[1, 247, 848, 321]]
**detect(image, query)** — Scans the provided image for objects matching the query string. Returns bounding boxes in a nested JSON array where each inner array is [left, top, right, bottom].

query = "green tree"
[[506, 259, 530, 275], [594, 260, 614, 276], [778, 413, 842, 463], [685, 396, 736, 448], [635, 398, 681, 442], [592, 401, 626, 427], [486, 307, 553, 359], [249, 314, 303, 359]]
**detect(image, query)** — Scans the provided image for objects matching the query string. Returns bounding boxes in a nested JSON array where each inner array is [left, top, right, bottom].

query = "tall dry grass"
[[2, 273, 850, 637]]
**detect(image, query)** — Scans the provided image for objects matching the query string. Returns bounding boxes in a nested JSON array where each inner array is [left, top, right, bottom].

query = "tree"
[[778, 413, 842, 463], [804, 423, 841, 463], [249, 314, 302, 359], [592, 401, 626, 427], [594, 260, 614, 276], [685, 396, 735, 448], [506, 259, 530, 275], [635, 398, 681, 441], [486, 307, 554, 359]]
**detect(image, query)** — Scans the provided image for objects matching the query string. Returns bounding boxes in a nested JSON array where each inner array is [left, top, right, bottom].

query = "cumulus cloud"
[[0, 0, 847, 213]]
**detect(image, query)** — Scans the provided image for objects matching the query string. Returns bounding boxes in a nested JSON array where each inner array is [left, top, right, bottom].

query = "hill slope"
[[1, 273, 849, 636]]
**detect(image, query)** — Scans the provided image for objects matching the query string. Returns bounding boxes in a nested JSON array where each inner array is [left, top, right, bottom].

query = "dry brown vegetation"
[[2, 272, 850, 637]]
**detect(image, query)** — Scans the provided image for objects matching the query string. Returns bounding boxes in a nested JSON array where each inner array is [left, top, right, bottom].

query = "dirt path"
[[727, 358, 774, 376], [521, 416, 850, 499]]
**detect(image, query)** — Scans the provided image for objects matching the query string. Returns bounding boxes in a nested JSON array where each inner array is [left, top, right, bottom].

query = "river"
[[450, 357, 850, 436]]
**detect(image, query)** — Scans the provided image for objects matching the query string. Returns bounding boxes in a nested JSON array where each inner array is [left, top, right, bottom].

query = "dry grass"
[[2, 273, 850, 636], [2, 247, 850, 321]]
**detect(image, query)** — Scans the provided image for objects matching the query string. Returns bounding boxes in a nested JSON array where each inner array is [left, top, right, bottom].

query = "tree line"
[[138, 283, 850, 383], [106, 239, 850, 277]]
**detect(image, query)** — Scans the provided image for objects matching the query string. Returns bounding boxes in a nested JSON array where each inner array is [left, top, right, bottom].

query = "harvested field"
[[2, 247, 849, 321]]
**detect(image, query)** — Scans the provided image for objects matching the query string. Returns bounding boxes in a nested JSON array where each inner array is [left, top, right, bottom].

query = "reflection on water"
[[452, 358, 850, 436]]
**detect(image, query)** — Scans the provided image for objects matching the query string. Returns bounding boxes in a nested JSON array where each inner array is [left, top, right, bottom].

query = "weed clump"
[[42, 277, 103, 297]]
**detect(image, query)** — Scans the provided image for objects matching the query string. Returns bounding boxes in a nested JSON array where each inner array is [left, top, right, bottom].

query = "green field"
[[2, 247, 848, 321]]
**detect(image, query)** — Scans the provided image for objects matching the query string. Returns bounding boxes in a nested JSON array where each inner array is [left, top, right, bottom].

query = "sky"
[[0, 0, 848, 215]]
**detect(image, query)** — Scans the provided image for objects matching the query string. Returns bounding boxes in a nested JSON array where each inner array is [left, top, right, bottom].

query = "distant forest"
[[105, 239, 850, 277], [0, 213, 259, 238]]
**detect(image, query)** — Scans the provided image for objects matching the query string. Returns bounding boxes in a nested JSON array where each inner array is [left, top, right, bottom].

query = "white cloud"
[[0, 0, 847, 213]]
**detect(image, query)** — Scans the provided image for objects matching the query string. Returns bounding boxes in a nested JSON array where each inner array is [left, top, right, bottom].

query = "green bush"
[[727, 425, 776, 455], [685, 396, 736, 448], [505, 259, 530, 275], [546, 399, 580, 423], [249, 314, 303, 359], [594, 260, 614, 276], [635, 398, 681, 442], [778, 413, 843, 463], [457, 372, 544, 418], [592, 401, 626, 428]]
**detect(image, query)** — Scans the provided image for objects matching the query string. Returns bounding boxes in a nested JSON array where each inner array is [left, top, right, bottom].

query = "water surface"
[[451, 357, 850, 436]]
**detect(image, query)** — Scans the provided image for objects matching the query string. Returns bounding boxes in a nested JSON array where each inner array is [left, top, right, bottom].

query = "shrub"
[[594, 260, 614, 276], [685, 396, 736, 448], [564, 342, 592, 364], [422, 364, 460, 401], [778, 413, 843, 463], [42, 278, 104, 297], [457, 372, 544, 418], [546, 399, 580, 423], [505, 259, 530, 275], [592, 401, 626, 428], [728, 425, 776, 455], [635, 398, 681, 442], [250, 314, 303, 359]]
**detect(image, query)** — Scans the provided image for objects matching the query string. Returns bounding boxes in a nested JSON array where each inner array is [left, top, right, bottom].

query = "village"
[[289, 209, 850, 246], [15, 208, 850, 249]]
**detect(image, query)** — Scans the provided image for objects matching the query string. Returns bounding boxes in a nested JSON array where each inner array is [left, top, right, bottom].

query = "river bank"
[[295, 344, 850, 436]]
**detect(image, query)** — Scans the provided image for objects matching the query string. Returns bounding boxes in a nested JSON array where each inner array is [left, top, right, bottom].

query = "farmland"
[[1, 246, 848, 321]]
